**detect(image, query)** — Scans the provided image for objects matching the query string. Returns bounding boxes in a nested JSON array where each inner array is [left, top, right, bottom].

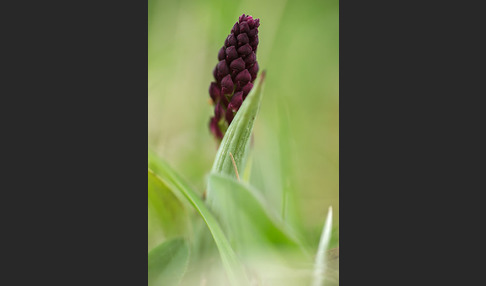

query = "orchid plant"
[[148, 14, 338, 286]]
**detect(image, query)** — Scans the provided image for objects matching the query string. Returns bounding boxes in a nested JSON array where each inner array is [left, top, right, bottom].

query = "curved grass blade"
[[148, 238, 189, 286], [208, 72, 266, 199], [311, 207, 333, 286], [148, 171, 189, 250], [148, 150, 249, 286]]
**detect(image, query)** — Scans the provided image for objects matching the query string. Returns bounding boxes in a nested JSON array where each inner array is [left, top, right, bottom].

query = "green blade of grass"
[[148, 150, 249, 286], [311, 207, 333, 286], [148, 238, 189, 286], [208, 72, 266, 200], [148, 171, 189, 250]]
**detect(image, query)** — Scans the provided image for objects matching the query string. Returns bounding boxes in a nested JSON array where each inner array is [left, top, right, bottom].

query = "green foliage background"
[[148, 0, 338, 248]]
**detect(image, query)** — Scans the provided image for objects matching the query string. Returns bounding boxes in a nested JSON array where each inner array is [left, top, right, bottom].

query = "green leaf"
[[207, 173, 304, 253], [148, 150, 249, 286], [311, 207, 333, 286], [148, 171, 189, 250], [208, 72, 266, 198], [148, 238, 189, 286]]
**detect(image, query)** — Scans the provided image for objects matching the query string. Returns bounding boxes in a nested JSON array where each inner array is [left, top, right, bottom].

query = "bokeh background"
[[149, 0, 338, 244]]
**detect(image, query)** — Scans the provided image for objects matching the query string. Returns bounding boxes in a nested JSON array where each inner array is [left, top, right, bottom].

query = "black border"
[[4, 0, 481, 284], [2, 0, 148, 283]]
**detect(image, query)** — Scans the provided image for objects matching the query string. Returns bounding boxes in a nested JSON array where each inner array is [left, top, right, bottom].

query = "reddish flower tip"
[[209, 14, 260, 140]]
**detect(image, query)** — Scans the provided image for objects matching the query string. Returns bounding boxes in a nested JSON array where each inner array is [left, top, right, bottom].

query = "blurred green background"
[[148, 0, 338, 243]]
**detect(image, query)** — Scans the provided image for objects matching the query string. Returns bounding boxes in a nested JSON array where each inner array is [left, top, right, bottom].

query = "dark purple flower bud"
[[236, 69, 251, 83], [249, 62, 259, 80], [237, 43, 252, 56], [228, 91, 243, 112], [230, 57, 246, 73], [239, 14, 246, 22], [210, 117, 223, 140], [231, 22, 240, 35], [237, 33, 249, 46], [221, 74, 234, 94], [225, 107, 234, 124], [218, 47, 225, 61], [225, 46, 238, 62], [225, 34, 237, 47], [247, 17, 255, 28], [244, 52, 256, 67], [217, 60, 229, 77], [248, 28, 258, 38], [209, 82, 220, 102], [254, 19, 260, 28], [239, 21, 250, 34], [241, 82, 253, 96]]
